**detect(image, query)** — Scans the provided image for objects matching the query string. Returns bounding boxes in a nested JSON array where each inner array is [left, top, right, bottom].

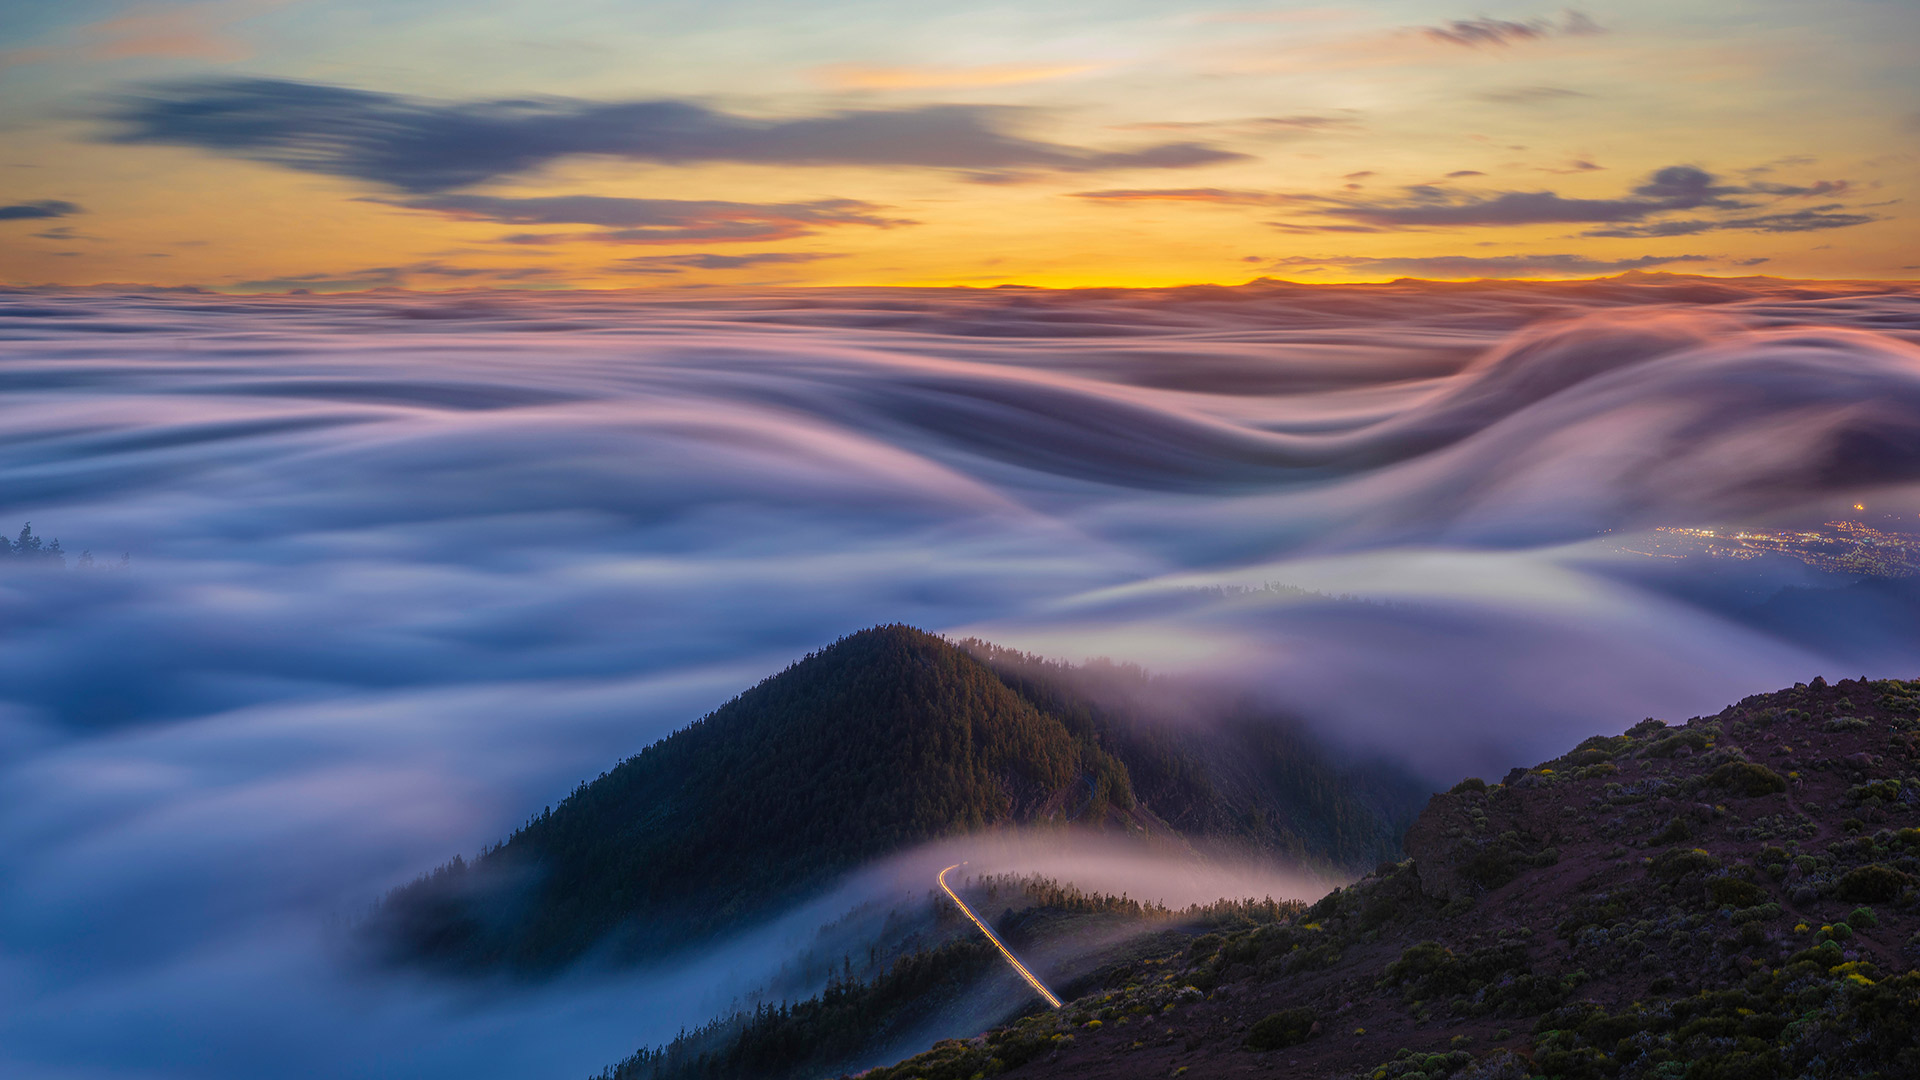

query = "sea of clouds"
[[4, 276, 1920, 1078]]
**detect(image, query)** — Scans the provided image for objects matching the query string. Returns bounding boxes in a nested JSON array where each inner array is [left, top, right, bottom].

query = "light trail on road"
[[938, 863, 1063, 1009]]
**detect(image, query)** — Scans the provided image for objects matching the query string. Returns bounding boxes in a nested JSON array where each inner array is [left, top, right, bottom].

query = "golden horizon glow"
[[0, 1, 1913, 291]]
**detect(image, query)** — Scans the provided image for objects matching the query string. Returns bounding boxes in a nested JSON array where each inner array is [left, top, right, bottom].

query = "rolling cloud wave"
[[3, 277, 1920, 1078]]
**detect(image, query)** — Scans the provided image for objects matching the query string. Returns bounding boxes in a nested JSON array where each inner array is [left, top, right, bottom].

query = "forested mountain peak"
[[372, 625, 1423, 975]]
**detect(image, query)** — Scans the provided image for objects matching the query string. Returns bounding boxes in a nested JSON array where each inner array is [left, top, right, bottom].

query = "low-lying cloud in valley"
[[3, 277, 1920, 1077]]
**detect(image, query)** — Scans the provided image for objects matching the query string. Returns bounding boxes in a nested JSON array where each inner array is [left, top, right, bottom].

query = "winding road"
[[939, 863, 1063, 1009]]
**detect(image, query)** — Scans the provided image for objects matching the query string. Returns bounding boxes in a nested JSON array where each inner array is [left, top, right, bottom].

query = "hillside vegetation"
[[373, 625, 1419, 974], [597, 876, 1300, 1080], [866, 675, 1920, 1080]]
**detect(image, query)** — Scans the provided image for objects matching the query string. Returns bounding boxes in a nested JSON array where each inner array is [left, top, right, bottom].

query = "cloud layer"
[[4, 278, 1920, 1078]]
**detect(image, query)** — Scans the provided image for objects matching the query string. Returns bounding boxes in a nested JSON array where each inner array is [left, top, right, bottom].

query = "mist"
[[4, 277, 1920, 1078]]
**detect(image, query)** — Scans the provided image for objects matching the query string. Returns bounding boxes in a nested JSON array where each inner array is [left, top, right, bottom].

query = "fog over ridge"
[[3, 277, 1920, 1078]]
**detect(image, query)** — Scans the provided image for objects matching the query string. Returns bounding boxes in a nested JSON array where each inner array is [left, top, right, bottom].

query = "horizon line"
[[4, 271, 1918, 298]]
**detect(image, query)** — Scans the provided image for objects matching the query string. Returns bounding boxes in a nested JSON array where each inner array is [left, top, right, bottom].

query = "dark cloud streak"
[[1422, 11, 1602, 48], [1082, 166, 1881, 238], [1311, 166, 1747, 227], [1071, 187, 1292, 206], [1476, 85, 1589, 104], [1264, 252, 1712, 278], [610, 252, 843, 274], [384, 194, 910, 245], [1585, 206, 1879, 237], [0, 199, 81, 221], [102, 78, 1246, 193]]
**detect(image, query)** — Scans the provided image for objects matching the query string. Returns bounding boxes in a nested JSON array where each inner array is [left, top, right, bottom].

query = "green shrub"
[[1461, 846, 1521, 890], [1707, 762, 1788, 797], [1836, 864, 1913, 903], [1788, 939, 1845, 967], [1577, 734, 1632, 755], [1651, 848, 1724, 879], [1825, 716, 1869, 732], [1647, 730, 1712, 758], [1850, 906, 1880, 928], [1708, 877, 1768, 907], [1849, 779, 1901, 803], [1654, 817, 1692, 844], [1731, 903, 1781, 924], [1385, 941, 1457, 992], [1289, 943, 1341, 973], [1361, 1048, 1475, 1079], [1245, 1008, 1317, 1051], [1450, 777, 1488, 795]]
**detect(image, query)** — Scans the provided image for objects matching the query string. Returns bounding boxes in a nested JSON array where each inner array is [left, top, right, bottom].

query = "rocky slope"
[[866, 675, 1920, 1080]]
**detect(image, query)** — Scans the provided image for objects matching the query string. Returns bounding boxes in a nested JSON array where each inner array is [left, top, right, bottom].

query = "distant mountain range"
[[371, 625, 1426, 974]]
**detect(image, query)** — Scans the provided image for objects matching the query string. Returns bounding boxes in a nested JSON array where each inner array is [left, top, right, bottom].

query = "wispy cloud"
[[1305, 166, 1743, 228], [1076, 167, 1753, 226], [1110, 115, 1361, 137], [382, 194, 911, 246], [0, 0, 273, 69], [610, 252, 843, 274], [380, 194, 906, 230], [1263, 252, 1709, 278], [103, 78, 1247, 193], [0, 200, 82, 221], [1423, 10, 1603, 48], [1477, 85, 1590, 105], [1070, 187, 1292, 206], [1074, 166, 1882, 244], [1584, 206, 1878, 238], [811, 62, 1098, 90], [228, 260, 559, 292], [1255, 166, 1876, 235], [1538, 159, 1605, 175], [29, 225, 104, 242]]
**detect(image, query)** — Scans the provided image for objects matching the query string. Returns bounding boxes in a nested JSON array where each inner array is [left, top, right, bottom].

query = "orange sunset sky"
[[0, 0, 1915, 291]]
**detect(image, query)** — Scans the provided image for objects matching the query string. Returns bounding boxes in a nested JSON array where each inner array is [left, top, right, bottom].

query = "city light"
[[1617, 520, 1920, 577]]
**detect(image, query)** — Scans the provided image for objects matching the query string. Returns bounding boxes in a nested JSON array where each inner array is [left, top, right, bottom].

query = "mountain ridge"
[[860, 674, 1920, 1080], [371, 625, 1421, 975]]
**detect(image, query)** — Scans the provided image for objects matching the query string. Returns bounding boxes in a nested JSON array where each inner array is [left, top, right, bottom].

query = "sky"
[[0, 0, 1914, 290]]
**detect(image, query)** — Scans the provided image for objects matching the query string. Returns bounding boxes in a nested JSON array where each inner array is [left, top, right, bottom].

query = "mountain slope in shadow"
[[371, 625, 1424, 975]]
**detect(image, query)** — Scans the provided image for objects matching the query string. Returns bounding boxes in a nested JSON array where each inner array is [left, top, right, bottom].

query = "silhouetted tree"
[[3, 522, 65, 567]]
